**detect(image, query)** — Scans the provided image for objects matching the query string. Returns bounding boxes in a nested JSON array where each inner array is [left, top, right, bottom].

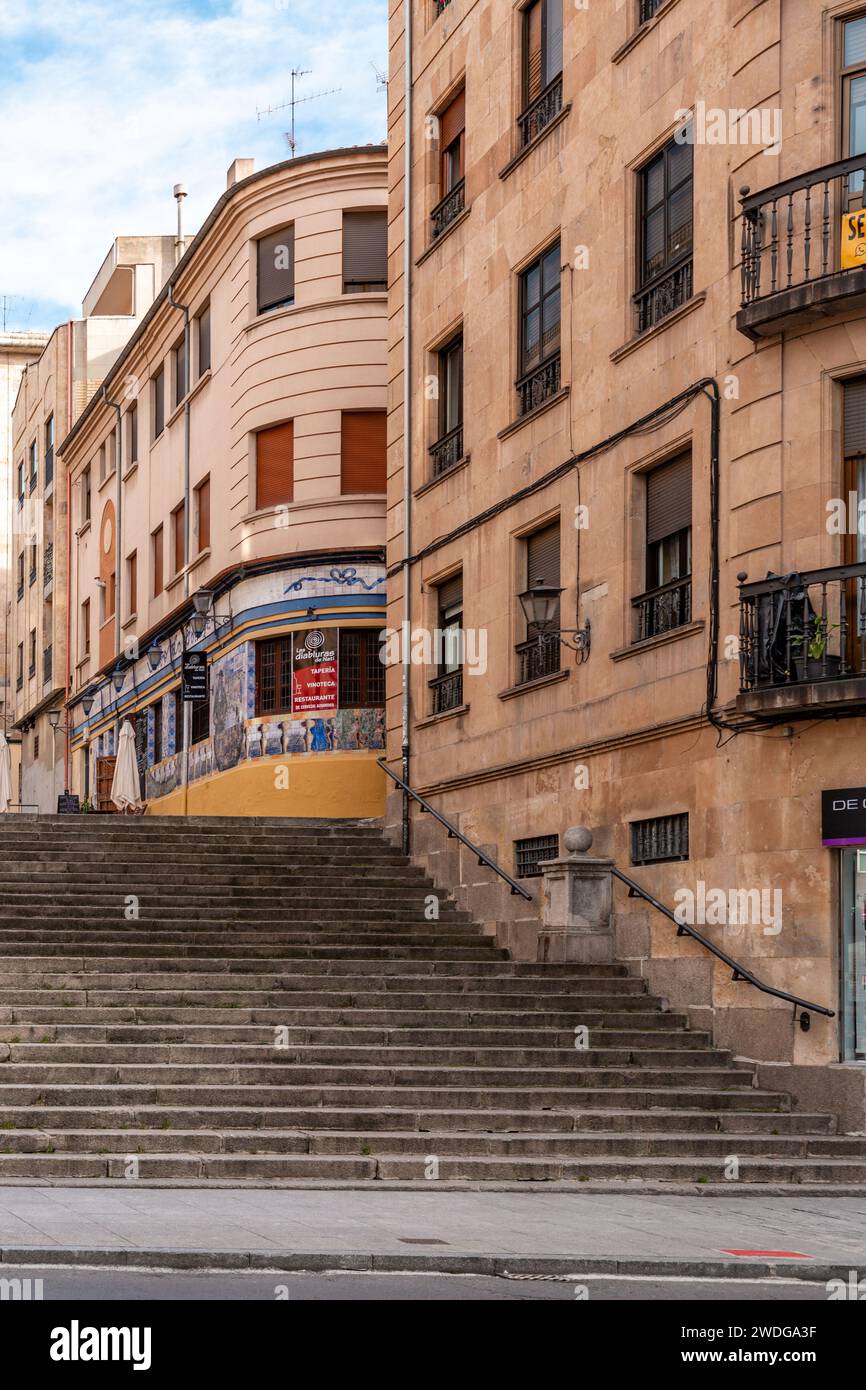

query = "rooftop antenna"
[[256, 68, 341, 157], [371, 63, 387, 95], [173, 183, 188, 264]]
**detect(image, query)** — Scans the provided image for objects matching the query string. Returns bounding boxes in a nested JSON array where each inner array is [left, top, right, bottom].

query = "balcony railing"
[[640, 0, 665, 21], [429, 423, 464, 477], [43, 542, 53, 588], [516, 635, 561, 685], [518, 74, 563, 148], [28, 472, 37, 495], [431, 178, 465, 239], [429, 668, 464, 714], [28, 563, 36, 587], [517, 350, 561, 417], [738, 565, 866, 694], [634, 257, 693, 335], [738, 156, 866, 336], [632, 576, 692, 642]]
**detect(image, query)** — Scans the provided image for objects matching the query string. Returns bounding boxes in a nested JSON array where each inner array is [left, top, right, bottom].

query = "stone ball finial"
[[564, 826, 593, 856]]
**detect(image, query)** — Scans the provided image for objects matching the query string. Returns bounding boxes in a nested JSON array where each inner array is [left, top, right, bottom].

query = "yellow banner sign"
[[842, 210, 866, 269]]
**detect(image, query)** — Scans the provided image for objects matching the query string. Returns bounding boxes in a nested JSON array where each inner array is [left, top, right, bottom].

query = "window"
[[634, 453, 692, 641], [98, 443, 106, 484], [339, 630, 385, 708], [174, 334, 187, 407], [340, 411, 386, 494], [432, 89, 466, 238], [127, 403, 138, 468], [342, 211, 387, 292], [518, 521, 561, 684], [28, 440, 37, 492], [257, 225, 294, 313], [153, 366, 165, 439], [174, 689, 185, 752], [843, 14, 866, 203], [431, 334, 463, 475], [636, 134, 693, 334], [430, 573, 463, 714], [152, 524, 164, 597], [844, 378, 866, 567], [107, 429, 117, 477], [520, 0, 563, 145], [17, 460, 24, 506], [16, 643, 23, 690], [105, 570, 116, 620], [197, 303, 211, 376], [28, 543, 36, 586], [34, 734, 39, 759], [191, 695, 209, 745], [195, 477, 210, 553], [151, 701, 163, 766], [515, 834, 559, 878], [82, 467, 91, 523], [172, 501, 186, 573], [28, 629, 36, 678], [16, 553, 24, 600], [639, 0, 665, 22], [45, 416, 54, 486], [631, 813, 689, 865], [81, 598, 91, 656], [255, 422, 293, 509], [256, 636, 293, 716], [126, 552, 137, 617], [518, 242, 561, 414]]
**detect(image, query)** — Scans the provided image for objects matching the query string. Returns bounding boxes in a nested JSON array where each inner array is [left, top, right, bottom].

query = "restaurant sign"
[[292, 628, 338, 712]]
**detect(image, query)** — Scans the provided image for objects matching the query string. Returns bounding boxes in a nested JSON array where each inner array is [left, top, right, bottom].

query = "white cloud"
[[0, 0, 387, 324]]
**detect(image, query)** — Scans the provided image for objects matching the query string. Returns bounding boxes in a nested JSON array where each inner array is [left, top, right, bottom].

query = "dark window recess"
[[343, 211, 388, 293], [844, 376, 866, 455], [174, 690, 185, 753], [256, 637, 293, 717], [153, 368, 165, 439], [191, 697, 210, 745], [634, 453, 692, 641], [515, 834, 560, 879], [45, 416, 54, 486], [636, 134, 693, 334], [639, 0, 665, 22], [432, 89, 465, 239], [520, 0, 563, 147], [339, 630, 385, 708], [151, 703, 163, 766], [257, 225, 295, 314], [175, 334, 187, 406], [431, 572, 463, 713], [198, 304, 211, 376], [518, 522, 561, 683], [431, 334, 463, 475], [631, 813, 689, 866], [519, 242, 561, 415]]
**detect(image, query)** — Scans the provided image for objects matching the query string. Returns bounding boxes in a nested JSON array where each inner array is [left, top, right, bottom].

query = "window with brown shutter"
[[81, 599, 90, 656], [439, 88, 465, 196], [152, 525, 164, 597], [257, 226, 294, 313], [342, 211, 387, 293], [153, 367, 165, 439], [518, 521, 561, 683], [197, 303, 211, 376], [173, 502, 185, 574], [635, 453, 692, 641], [127, 552, 137, 617], [195, 477, 210, 553], [256, 422, 294, 509], [341, 411, 386, 494]]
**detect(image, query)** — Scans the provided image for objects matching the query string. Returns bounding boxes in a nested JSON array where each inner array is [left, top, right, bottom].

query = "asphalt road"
[[0, 1267, 832, 1300]]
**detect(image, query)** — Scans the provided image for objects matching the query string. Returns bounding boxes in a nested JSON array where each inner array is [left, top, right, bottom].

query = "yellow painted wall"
[[147, 750, 386, 819]]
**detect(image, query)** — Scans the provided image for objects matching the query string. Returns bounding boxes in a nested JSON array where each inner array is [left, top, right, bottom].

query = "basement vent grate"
[[514, 834, 560, 879], [630, 813, 689, 866]]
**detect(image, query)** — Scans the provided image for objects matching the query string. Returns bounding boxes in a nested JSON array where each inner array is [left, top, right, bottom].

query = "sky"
[[0, 0, 388, 332]]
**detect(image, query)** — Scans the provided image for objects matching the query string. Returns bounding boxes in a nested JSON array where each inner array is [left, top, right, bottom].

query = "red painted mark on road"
[[721, 1249, 812, 1259]]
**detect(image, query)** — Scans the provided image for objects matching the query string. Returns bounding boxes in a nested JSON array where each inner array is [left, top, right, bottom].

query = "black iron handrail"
[[377, 758, 533, 900], [611, 865, 834, 1021]]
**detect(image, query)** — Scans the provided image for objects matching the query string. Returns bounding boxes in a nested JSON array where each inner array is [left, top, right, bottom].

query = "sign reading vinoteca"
[[292, 628, 338, 712]]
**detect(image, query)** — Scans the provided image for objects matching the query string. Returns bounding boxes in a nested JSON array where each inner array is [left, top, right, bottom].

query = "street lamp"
[[81, 692, 95, 716], [112, 664, 125, 694], [146, 642, 162, 672], [518, 575, 592, 663]]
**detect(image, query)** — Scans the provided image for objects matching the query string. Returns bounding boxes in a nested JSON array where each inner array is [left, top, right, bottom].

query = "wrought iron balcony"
[[634, 257, 693, 335], [43, 542, 53, 588], [431, 178, 465, 240], [429, 423, 464, 477], [516, 634, 561, 686], [517, 351, 561, 417], [518, 75, 563, 149], [737, 564, 866, 715], [429, 668, 464, 714], [632, 576, 692, 642], [738, 156, 866, 337]]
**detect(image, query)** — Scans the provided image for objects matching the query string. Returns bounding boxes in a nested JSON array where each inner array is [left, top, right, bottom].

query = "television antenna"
[[257, 68, 341, 157], [371, 63, 387, 95]]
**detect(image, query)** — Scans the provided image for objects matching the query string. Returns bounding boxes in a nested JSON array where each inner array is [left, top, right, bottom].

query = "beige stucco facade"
[[386, 0, 866, 1120]]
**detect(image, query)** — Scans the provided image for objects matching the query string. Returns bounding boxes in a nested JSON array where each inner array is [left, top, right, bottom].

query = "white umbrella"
[[110, 720, 142, 811], [0, 731, 11, 813]]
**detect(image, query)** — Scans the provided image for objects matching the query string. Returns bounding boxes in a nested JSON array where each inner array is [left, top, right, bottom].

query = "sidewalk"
[[0, 1188, 864, 1280]]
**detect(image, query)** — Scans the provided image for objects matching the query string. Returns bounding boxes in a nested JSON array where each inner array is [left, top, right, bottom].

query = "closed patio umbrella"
[[0, 732, 11, 813], [110, 720, 142, 811]]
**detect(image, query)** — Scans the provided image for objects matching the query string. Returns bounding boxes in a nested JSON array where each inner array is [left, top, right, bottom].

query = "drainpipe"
[[400, 0, 413, 855], [167, 280, 192, 810]]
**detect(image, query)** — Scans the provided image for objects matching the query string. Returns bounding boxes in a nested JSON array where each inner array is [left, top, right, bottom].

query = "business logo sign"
[[842, 210, 866, 269], [292, 627, 338, 712], [822, 788, 866, 846], [181, 651, 209, 702]]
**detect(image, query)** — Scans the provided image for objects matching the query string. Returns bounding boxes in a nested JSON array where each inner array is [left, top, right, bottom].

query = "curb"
[[0, 1246, 857, 1281]]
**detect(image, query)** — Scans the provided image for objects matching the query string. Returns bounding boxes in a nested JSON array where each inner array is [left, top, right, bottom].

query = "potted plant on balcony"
[[791, 616, 842, 681]]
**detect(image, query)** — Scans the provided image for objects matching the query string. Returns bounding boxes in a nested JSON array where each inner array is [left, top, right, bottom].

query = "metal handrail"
[[611, 865, 834, 1021], [376, 758, 533, 900]]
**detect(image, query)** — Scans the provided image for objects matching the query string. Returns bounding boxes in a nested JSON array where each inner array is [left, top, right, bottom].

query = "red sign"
[[292, 627, 338, 712]]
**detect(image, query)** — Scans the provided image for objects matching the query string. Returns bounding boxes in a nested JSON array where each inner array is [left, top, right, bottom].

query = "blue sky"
[[0, 0, 388, 332]]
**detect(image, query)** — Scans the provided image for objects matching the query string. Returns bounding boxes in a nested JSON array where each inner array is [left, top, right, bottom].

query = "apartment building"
[[8, 239, 177, 811], [61, 147, 389, 818], [386, 0, 866, 1122]]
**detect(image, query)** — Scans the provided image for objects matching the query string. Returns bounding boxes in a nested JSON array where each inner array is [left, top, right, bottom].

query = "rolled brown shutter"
[[197, 478, 210, 552], [128, 552, 137, 615], [527, 521, 560, 587], [646, 453, 692, 545], [257, 226, 294, 313], [173, 502, 185, 572], [343, 212, 387, 290], [152, 526, 163, 597], [437, 572, 463, 612], [256, 422, 294, 508], [341, 411, 386, 493], [440, 89, 465, 150], [526, 0, 543, 103], [844, 377, 866, 455]]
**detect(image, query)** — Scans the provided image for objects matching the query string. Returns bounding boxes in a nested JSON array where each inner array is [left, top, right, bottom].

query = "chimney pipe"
[[173, 183, 188, 264]]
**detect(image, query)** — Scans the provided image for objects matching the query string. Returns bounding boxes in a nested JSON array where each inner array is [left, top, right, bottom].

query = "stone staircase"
[[0, 815, 863, 1186]]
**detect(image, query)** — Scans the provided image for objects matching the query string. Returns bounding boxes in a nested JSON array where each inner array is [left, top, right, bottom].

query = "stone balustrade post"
[[538, 826, 614, 963]]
